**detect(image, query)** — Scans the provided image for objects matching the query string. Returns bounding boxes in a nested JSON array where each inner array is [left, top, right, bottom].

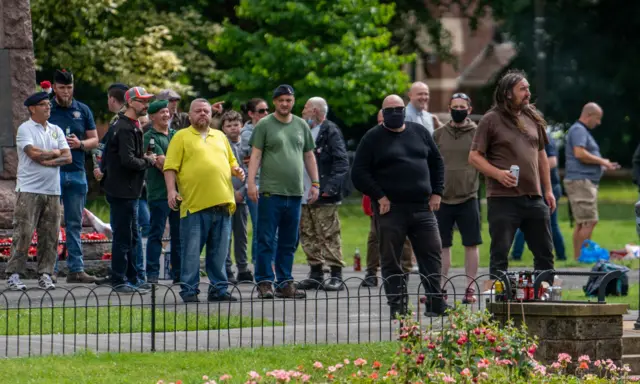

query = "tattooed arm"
[[24, 145, 62, 164], [41, 148, 72, 167]]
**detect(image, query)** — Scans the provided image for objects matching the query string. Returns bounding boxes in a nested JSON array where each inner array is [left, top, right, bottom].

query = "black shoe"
[[95, 276, 112, 286], [424, 302, 452, 317], [182, 294, 200, 303], [227, 270, 237, 285], [390, 304, 408, 319], [360, 274, 378, 287], [208, 292, 238, 302], [324, 267, 345, 291], [296, 265, 324, 290], [236, 270, 254, 283], [172, 278, 180, 284]]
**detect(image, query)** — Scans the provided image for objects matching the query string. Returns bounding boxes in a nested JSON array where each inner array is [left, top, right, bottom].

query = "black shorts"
[[435, 198, 482, 248]]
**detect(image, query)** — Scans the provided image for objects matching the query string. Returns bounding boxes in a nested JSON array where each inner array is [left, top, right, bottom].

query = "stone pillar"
[[0, 0, 36, 228]]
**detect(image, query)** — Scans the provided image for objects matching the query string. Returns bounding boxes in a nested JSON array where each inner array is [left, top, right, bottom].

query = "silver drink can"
[[510, 165, 520, 186]]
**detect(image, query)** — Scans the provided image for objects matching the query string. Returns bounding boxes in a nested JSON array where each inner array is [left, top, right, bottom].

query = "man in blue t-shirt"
[[48, 69, 100, 283], [563, 102, 619, 260]]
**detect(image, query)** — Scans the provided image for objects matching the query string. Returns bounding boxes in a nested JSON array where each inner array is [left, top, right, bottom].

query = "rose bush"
[[157, 306, 636, 383]]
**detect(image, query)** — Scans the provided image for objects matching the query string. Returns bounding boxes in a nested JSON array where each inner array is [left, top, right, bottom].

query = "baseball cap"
[[156, 89, 181, 101], [273, 84, 294, 99], [125, 87, 154, 102]]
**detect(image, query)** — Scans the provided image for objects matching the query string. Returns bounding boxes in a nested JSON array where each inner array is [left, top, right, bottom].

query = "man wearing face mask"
[[297, 97, 349, 291], [432, 93, 481, 304], [351, 95, 447, 318]]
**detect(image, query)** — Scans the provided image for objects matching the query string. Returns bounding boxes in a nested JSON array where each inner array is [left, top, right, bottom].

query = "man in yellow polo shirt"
[[164, 98, 245, 303]]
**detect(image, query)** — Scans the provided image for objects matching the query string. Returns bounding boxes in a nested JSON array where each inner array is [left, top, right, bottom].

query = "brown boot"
[[257, 282, 274, 299], [275, 283, 306, 299], [66, 271, 98, 284]]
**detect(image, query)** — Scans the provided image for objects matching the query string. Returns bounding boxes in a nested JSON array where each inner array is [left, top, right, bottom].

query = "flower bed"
[[0, 229, 109, 260], [156, 306, 636, 383]]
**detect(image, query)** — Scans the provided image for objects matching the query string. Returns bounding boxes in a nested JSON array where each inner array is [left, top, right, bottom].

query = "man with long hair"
[[469, 69, 555, 279]]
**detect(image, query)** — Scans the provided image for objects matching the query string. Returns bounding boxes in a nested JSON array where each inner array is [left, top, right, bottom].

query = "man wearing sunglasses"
[[405, 82, 442, 135], [352, 94, 447, 318]]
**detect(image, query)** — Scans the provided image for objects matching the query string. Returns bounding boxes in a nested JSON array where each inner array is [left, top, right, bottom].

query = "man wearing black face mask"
[[351, 94, 447, 318], [432, 93, 481, 304]]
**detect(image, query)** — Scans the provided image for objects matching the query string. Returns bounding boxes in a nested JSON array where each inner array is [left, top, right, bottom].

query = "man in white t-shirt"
[[5, 92, 71, 291]]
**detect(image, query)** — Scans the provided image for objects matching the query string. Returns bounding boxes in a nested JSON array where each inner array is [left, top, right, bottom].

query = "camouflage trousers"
[[6, 192, 61, 276], [299, 204, 345, 268], [366, 215, 413, 274]]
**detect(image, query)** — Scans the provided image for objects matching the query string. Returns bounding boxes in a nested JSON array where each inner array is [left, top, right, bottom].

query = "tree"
[[211, 0, 414, 127]]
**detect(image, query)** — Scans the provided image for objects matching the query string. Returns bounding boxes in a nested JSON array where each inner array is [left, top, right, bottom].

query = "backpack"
[[583, 261, 630, 297]]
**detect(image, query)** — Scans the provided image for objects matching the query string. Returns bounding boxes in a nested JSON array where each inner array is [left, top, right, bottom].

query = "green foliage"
[[211, 0, 414, 125]]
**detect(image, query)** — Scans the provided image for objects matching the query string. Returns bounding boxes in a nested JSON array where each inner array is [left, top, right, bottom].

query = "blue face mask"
[[306, 118, 315, 127]]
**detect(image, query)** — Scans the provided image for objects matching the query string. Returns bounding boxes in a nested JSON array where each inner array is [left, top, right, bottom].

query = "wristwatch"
[[79, 141, 85, 151]]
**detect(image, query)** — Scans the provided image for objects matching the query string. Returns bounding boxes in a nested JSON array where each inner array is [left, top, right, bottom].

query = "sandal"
[[462, 287, 477, 304]]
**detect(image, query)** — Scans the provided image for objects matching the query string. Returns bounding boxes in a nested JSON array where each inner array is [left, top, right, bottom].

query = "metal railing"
[[0, 270, 621, 358]]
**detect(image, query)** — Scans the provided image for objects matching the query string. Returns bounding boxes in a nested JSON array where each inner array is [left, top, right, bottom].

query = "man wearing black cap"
[[247, 84, 319, 299], [6, 92, 71, 291], [102, 87, 157, 292], [49, 69, 99, 284]]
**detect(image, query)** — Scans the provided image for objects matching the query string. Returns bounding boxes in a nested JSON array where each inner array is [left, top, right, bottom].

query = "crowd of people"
[[6, 68, 620, 316]]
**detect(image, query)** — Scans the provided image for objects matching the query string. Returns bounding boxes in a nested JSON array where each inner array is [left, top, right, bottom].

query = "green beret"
[[148, 99, 169, 115]]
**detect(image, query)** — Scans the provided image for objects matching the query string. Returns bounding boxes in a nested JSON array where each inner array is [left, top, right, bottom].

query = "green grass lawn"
[[563, 283, 639, 310], [86, 179, 639, 269], [0, 342, 397, 384], [0, 306, 277, 335]]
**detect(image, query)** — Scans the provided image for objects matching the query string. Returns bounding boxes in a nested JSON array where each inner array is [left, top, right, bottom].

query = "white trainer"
[[38, 273, 55, 290], [7, 273, 26, 291]]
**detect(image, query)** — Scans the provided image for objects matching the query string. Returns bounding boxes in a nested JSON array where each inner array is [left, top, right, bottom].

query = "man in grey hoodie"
[[221, 111, 254, 283], [432, 93, 481, 304]]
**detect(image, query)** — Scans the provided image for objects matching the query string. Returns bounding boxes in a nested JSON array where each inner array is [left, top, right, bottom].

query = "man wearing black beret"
[[6, 92, 71, 291], [48, 69, 100, 284]]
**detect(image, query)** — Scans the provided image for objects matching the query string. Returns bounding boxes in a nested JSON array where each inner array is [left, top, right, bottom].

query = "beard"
[[56, 95, 72, 108], [135, 108, 148, 117], [192, 118, 210, 130]]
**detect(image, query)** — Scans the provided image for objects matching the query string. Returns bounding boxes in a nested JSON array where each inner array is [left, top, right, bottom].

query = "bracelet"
[[311, 185, 320, 190]]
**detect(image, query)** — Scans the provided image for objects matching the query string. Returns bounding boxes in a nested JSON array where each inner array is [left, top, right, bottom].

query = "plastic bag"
[[578, 240, 610, 263]]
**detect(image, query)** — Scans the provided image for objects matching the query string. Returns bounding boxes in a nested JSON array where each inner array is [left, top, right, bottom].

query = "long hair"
[[492, 69, 546, 133]]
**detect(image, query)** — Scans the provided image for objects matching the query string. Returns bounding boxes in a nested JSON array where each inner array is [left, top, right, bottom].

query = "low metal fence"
[[0, 270, 621, 358]]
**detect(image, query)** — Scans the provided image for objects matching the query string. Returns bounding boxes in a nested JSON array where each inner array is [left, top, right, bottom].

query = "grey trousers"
[[226, 203, 249, 272]]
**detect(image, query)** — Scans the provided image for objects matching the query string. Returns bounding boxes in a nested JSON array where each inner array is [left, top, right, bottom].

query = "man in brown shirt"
[[433, 93, 481, 303], [469, 70, 555, 279]]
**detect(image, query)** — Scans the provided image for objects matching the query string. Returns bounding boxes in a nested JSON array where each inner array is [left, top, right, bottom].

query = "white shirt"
[[302, 125, 321, 204], [16, 119, 69, 195], [405, 102, 434, 135]]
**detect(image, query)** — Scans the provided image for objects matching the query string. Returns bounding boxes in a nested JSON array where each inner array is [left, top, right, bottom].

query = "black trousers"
[[375, 203, 444, 313], [487, 196, 554, 277]]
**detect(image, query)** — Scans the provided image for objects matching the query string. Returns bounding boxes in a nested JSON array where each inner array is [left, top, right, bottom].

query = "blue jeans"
[[138, 198, 151, 237], [180, 207, 232, 299], [254, 194, 301, 286], [512, 185, 566, 260], [106, 196, 141, 286], [146, 200, 181, 280], [133, 199, 146, 282], [57, 171, 88, 273]]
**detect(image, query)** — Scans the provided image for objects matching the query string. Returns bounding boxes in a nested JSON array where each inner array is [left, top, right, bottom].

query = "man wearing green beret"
[[143, 99, 182, 283]]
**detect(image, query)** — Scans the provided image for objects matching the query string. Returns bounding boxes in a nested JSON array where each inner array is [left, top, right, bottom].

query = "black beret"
[[24, 92, 50, 107], [273, 84, 294, 99], [108, 83, 129, 92], [53, 69, 73, 85]]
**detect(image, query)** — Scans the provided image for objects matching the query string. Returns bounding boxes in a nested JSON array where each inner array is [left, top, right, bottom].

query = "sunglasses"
[[256, 108, 269, 114], [383, 107, 405, 114], [451, 93, 471, 102]]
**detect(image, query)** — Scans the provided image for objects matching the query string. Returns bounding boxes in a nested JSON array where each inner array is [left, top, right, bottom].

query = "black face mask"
[[450, 109, 468, 123], [382, 107, 405, 129]]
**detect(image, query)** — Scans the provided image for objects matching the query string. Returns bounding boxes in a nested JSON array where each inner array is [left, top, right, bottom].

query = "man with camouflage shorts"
[[6, 92, 72, 291]]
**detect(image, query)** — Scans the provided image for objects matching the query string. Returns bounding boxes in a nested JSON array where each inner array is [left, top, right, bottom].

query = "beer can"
[[510, 165, 520, 186], [171, 195, 182, 211]]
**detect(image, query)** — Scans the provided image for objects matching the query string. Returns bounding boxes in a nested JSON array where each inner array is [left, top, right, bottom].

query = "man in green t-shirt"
[[143, 100, 181, 284], [247, 84, 319, 299]]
